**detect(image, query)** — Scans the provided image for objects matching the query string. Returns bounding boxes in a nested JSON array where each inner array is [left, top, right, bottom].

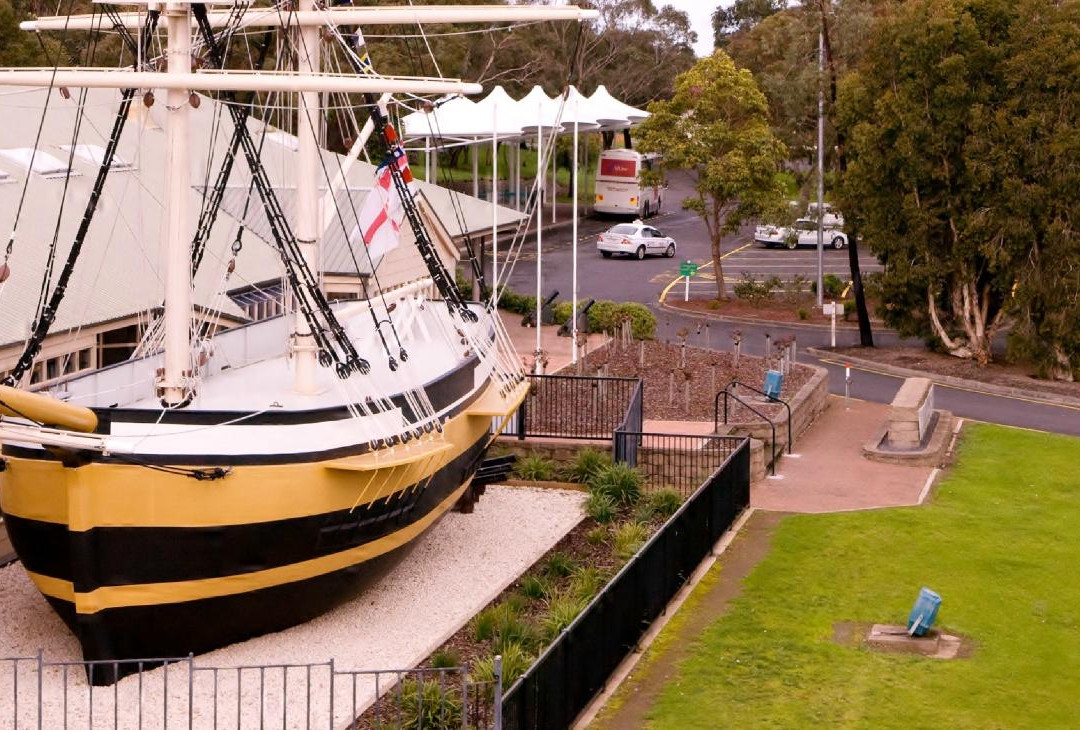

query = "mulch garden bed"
[[833, 345, 1080, 401], [578, 339, 813, 422], [353, 486, 675, 727]]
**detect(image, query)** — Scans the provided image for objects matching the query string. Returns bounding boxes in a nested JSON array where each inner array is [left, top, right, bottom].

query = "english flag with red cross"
[[351, 136, 414, 262]]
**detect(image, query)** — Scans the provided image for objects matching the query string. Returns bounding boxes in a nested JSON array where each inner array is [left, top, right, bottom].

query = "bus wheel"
[[635, 245, 646, 260], [601, 251, 612, 258]]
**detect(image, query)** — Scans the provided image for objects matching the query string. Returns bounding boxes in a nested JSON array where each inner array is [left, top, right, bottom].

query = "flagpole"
[[492, 104, 498, 304], [535, 122, 543, 373], [571, 102, 579, 364]]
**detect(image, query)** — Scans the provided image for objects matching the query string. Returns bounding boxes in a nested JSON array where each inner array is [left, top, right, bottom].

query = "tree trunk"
[[712, 235, 727, 300], [820, 0, 873, 347]]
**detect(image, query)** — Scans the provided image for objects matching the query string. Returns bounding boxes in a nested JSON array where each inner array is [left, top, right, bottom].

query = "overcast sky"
[[661, 0, 726, 57]]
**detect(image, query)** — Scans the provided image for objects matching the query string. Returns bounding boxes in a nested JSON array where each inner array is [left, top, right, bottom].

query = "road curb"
[[655, 299, 882, 333], [806, 347, 1080, 409]]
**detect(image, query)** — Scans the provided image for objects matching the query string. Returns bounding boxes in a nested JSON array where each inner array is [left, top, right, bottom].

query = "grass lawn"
[[639, 424, 1080, 729]]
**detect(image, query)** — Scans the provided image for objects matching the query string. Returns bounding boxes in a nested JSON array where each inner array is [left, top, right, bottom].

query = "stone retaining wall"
[[717, 364, 830, 479]]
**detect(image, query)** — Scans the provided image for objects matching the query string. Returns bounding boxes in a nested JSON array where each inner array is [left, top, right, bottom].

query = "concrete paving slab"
[[753, 395, 935, 513]]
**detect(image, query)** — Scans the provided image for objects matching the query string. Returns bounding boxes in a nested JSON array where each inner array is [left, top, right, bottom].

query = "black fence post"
[[516, 395, 526, 441]]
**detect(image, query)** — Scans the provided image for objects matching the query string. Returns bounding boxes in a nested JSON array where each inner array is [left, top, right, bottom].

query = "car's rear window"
[[609, 224, 638, 235]]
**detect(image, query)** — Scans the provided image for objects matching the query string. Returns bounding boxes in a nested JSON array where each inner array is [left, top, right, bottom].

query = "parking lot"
[[502, 172, 883, 306]]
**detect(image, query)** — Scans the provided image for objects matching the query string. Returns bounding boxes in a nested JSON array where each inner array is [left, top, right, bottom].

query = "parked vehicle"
[[593, 149, 662, 217], [754, 219, 848, 249], [805, 202, 844, 229], [597, 221, 676, 259]]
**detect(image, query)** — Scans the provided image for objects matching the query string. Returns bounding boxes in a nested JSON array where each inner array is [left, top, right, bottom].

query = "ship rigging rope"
[[294, 28, 415, 373], [4, 0, 78, 272], [192, 3, 375, 384], [3, 10, 161, 388]]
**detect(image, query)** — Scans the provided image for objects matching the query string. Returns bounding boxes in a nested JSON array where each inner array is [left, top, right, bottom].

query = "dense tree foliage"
[[359, 0, 696, 107], [839, 0, 1080, 378], [637, 52, 787, 300]]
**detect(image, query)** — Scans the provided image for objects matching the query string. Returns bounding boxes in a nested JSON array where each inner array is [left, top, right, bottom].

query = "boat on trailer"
[[0, 1, 596, 682]]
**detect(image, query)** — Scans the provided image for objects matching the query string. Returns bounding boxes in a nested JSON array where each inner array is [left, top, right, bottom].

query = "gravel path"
[[0, 486, 584, 728]]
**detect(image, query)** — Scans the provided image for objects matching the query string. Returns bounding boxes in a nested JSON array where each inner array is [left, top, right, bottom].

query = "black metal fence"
[[613, 431, 744, 498], [502, 438, 750, 729], [513, 374, 643, 440]]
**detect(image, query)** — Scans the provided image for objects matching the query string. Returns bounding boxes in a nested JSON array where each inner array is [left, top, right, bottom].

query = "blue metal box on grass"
[[907, 587, 942, 636]]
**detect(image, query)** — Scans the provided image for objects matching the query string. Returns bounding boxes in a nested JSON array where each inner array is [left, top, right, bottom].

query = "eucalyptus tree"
[[637, 51, 787, 300]]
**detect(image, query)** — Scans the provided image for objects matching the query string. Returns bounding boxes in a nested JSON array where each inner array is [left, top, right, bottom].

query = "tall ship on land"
[[0, 1, 595, 680]]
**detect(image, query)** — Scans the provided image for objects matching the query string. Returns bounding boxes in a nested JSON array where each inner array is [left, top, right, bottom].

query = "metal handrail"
[[714, 390, 777, 476], [725, 379, 793, 454]]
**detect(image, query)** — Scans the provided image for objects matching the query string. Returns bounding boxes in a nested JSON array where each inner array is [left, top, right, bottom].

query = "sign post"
[[679, 260, 698, 302], [823, 300, 844, 348]]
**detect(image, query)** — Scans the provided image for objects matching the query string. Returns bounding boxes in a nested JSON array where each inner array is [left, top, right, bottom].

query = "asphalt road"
[[503, 171, 1080, 437]]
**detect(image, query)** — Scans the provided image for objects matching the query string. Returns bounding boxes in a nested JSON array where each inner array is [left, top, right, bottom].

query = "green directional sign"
[[679, 260, 699, 277]]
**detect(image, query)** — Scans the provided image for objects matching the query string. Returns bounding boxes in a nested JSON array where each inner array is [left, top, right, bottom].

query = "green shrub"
[[552, 301, 574, 325], [797, 307, 810, 321], [585, 492, 617, 524], [542, 593, 588, 640], [496, 287, 537, 315], [520, 574, 554, 601], [514, 453, 557, 481], [471, 603, 511, 642], [586, 299, 619, 333], [429, 648, 461, 669], [647, 489, 683, 518], [492, 615, 539, 654], [707, 299, 721, 310], [614, 302, 657, 340], [543, 551, 577, 578], [469, 641, 533, 687], [396, 678, 463, 730], [569, 566, 606, 602], [733, 273, 771, 302], [824, 273, 846, 298], [613, 522, 649, 560], [633, 499, 658, 525], [565, 447, 611, 483], [455, 269, 473, 297], [586, 525, 609, 545], [589, 462, 644, 506], [811, 274, 846, 299]]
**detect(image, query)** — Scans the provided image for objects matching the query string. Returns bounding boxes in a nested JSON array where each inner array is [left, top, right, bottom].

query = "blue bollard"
[[907, 587, 942, 636], [763, 370, 784, 400]]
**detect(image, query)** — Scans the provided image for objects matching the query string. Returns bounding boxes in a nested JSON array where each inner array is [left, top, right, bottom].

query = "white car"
[[596, 221, 677, 260], [754, 218, 847, 250]]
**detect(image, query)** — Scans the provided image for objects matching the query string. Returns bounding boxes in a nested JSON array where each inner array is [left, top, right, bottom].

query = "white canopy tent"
[[400, 83, 650, 366]]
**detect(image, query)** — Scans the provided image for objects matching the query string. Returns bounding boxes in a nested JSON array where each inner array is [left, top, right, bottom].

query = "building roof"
[[0, 87, 522, 348]]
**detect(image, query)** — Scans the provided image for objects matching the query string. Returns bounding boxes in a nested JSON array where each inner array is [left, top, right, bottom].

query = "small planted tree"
[[638, 51, 787, 300]]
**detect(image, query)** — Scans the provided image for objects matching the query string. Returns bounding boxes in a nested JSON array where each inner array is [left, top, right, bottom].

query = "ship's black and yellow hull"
[[0, 377, 525, 682]]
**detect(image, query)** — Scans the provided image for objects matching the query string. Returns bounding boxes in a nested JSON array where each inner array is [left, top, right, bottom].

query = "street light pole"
[[816, 28, 825, 309]]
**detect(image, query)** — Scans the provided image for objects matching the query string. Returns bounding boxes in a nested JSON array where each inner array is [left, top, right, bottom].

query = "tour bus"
[[593, 149, 662, 217]]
